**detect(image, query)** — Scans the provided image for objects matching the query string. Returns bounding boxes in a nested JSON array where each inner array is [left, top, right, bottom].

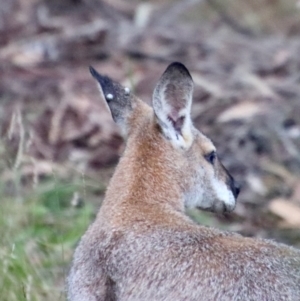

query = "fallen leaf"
[[269, 198, 300, 228], [217, 102, 264, 123], [291, 179, 300, 205]]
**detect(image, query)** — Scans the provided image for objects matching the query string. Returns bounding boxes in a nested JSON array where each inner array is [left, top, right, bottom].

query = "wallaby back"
[[68, 62, 300, 301]]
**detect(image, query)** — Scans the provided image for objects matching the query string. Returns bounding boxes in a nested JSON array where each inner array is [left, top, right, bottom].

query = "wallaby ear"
[[153, 62, 194, 149], [90, 66, 133, 134]]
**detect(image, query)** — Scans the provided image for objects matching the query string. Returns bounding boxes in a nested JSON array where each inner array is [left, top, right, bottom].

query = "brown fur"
[[68, 63, 300, 301]]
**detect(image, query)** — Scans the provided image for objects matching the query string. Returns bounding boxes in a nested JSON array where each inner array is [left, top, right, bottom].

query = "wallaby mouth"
[[217, 200, 236, 213], [197, 198, 236, 214], [223, 201, 236, 213]]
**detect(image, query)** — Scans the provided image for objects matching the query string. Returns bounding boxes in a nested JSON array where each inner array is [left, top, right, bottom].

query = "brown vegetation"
[[0, 0, 300, 284]]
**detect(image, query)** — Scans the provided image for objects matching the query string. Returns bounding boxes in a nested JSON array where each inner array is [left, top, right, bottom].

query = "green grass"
[[0, 179, 95, 301]]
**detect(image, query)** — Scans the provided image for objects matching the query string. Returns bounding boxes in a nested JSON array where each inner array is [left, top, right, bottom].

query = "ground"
[[0, 0, 300, 300]]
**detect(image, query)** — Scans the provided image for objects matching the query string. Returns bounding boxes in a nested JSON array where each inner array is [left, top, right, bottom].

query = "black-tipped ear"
[[162, 62, 192, 80], [152, 62, 194, 149], [89, 66, 133, 127]]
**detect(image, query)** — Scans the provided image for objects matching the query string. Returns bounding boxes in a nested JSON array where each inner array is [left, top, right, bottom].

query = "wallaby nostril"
[[228, 175, 241, 199], [234, 183, 241, 198]]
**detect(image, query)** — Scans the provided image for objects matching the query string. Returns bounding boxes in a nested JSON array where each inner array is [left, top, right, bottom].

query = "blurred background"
[[1, 0, 300, 300]]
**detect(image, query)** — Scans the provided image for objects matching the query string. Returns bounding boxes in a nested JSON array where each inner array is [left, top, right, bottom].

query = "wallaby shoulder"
[[77, 219, 300, 301]]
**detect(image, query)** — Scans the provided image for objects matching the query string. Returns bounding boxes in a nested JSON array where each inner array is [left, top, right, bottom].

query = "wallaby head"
[[90, 62, 239, 213]]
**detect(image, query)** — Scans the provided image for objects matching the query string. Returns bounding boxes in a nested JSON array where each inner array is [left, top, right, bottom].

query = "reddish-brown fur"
[[68, 63, 300, 301]]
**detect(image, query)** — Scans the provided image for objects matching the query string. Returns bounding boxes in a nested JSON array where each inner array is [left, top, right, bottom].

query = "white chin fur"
[[211, 179, 236, 211]]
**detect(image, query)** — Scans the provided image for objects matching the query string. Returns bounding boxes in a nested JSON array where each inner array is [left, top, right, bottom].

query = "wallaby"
[[67, 62, 300, 301]]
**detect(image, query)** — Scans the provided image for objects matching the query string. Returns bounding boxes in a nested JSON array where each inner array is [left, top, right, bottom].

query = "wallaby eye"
[[205, 151, 216, 165]]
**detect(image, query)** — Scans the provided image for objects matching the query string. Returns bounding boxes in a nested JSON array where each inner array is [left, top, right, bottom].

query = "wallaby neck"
[[99, 121, 186, 226]]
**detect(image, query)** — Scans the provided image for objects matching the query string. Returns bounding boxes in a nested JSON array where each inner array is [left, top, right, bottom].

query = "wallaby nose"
[[227, 172, 240, 199], [227, 172, 240, 200], [233, 182, 240, 199]]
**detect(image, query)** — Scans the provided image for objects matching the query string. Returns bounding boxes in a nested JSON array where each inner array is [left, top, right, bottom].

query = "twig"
[[152, 0, 205, 28], [273, 125, 300, 163], [14, 107, 25, 170], [205, 0, 255, 37]]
